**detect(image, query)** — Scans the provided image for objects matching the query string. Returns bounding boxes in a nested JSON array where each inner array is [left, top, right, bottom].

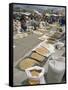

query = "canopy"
[[34, 10, 42, 16], [51, 14, 58, 17], [21, 12, 31, 16]]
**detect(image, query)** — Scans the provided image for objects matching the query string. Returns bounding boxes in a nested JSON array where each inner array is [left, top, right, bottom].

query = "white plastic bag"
[[25, 66, 46, 84]]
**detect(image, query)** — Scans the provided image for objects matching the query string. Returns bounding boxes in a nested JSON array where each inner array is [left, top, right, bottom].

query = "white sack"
[[25, 66, 46, 84], [47, 57, 65, 83]]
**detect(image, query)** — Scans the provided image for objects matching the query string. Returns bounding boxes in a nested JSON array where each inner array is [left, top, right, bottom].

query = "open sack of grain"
[[17, 57, 40, 71], [34, 47, 49, 57], [30, 52, 45, 62], [32, 41, 55, 57], [25, 66, 46, 84]]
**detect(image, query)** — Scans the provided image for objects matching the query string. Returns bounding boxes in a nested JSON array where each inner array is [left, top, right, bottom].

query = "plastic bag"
[[25, 66, 46, 84]]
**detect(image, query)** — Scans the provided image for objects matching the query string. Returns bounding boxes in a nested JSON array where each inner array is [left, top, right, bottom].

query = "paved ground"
[[13, 33, 42, 63], [13, 32, 43, 86]]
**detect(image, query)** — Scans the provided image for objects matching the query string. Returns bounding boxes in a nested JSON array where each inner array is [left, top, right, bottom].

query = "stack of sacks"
[[13, 20, 21, 33], [16, 20, 21, 34], [25, 66, 46, 85], [47, 56, 65, 83], [13, 20, 17, 31]]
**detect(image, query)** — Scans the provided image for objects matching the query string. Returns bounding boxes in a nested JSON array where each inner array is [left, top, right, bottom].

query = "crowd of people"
[[13, 11, 65, 34]]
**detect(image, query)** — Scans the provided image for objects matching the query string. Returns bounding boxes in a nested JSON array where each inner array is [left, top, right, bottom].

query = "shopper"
[[20, 15, 27, 32]]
